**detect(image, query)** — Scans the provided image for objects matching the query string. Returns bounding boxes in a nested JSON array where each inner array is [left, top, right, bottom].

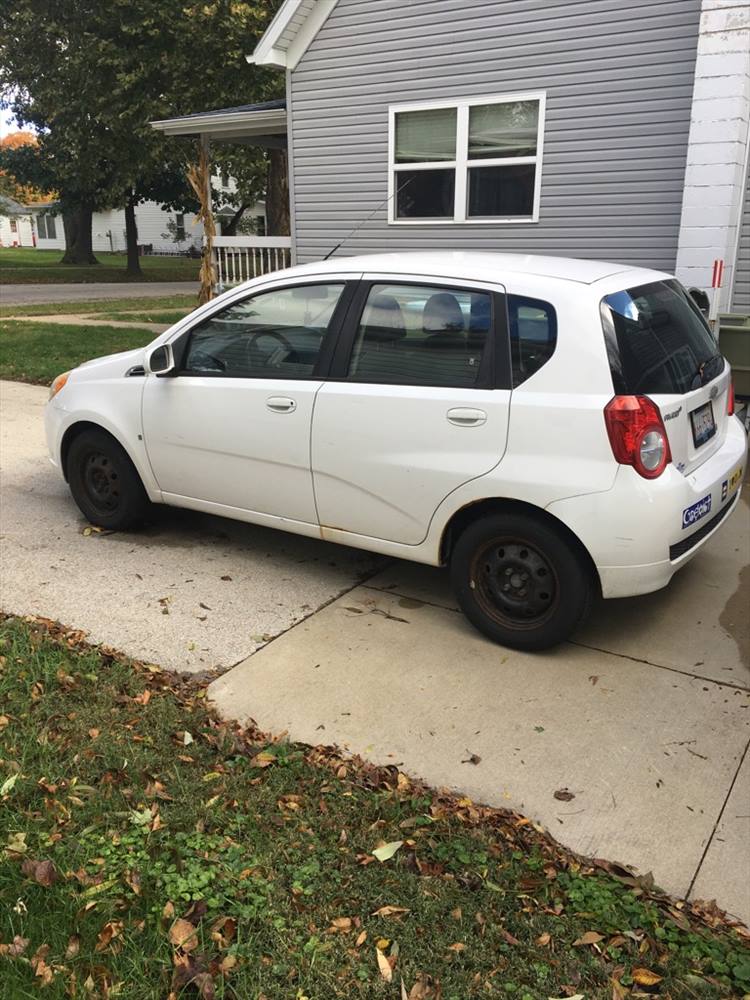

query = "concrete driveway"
[[2, 379, 748, 923]]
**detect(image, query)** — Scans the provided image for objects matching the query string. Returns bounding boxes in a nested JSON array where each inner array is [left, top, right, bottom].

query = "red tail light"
[[727, 378, 735, 417], [604, 395, 672, 479]]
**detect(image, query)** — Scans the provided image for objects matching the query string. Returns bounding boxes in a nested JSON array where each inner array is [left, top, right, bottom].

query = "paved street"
[[2, 379, 748, 923], [0, 281, 199, 305]]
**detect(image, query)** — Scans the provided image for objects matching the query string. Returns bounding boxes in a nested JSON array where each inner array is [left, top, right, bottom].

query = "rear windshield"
[[600, 279, 722, 395]]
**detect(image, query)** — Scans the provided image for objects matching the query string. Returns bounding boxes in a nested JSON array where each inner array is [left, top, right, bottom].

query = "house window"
[[10, 219, 18, 233], [389, 92, 545, 224], [175, 213, 186, 241], [37, 214, 57, 239]]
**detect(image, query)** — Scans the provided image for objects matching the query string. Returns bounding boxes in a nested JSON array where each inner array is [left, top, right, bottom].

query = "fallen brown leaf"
[[0, 935, 29, 957], [219, 954, 237, 973], [573, 930, 604, 946], [95, 920, 124, 952], [210, 916, 236, 948], [371, 905, 410, 919], [536, 931, 551, 946], [553, 788, 575, 802], [65, 935, 80, 959], [169, 918, 199, 953], [329, 916, 352, 933], [376, 947, 393, 983], [632, 968, 663, 986], [21, 858, 58, 886]]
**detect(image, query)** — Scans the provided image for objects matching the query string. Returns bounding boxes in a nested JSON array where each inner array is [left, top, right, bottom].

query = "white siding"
[[90, 202, 204, 253], [0, 213, 34, 247]]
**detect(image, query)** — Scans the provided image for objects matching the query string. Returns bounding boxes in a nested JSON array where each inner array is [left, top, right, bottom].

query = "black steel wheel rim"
[[470, 537, 560, 630], [82, 450, 120, 513]]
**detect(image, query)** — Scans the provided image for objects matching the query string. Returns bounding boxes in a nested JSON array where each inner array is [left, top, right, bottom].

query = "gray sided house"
[[153, 0, 750, 319]]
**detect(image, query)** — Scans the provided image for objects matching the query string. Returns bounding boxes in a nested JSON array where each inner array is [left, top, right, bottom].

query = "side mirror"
[[145, 343, 175, 377]]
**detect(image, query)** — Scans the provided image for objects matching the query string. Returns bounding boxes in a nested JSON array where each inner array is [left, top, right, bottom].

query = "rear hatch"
[[600, 279, 731, 475]]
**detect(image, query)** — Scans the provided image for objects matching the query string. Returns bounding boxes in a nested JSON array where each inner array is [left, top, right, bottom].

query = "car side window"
[[182, 283, 346, 378], [508, 294, 557, 386], [346, 283, 492, 388]]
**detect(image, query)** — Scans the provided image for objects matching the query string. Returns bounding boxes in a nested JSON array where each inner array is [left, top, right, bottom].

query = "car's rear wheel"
[[66, 428, 150, 530], [450, 511, 593, 651]]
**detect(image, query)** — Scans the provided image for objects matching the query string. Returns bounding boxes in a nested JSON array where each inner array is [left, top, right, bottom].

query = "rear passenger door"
[[311, 276, 511, 545]]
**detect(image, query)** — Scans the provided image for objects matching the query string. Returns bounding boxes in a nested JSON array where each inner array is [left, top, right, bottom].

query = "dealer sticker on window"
[[682, 494, 712, 530]]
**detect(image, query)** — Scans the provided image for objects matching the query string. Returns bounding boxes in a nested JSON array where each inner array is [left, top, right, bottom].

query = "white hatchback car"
[[45, 252, 747, 650]]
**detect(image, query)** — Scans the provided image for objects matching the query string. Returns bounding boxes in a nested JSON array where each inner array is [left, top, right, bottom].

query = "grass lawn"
[[1, 247, 199, 284], [1, 616, 749, 999], [0, 295, 198, 320], [0, 321, 154, 385]]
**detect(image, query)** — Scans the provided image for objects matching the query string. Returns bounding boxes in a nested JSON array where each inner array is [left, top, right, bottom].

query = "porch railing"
[[212, 235, 292, 287]]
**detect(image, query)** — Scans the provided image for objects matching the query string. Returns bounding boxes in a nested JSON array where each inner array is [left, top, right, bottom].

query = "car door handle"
[[446, 407, 487, 427], [266, 396, 297, 413]]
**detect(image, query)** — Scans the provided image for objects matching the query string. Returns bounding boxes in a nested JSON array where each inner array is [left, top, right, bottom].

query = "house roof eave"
[[150, 102, 287, 141], [246, 0, 338, 70]]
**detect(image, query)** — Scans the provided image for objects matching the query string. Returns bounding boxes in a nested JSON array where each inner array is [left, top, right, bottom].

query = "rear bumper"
[[547, 414, 747, 598]]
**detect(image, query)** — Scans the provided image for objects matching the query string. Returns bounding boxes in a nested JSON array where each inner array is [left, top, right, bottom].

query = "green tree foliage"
[[0, 0, 283, 268]]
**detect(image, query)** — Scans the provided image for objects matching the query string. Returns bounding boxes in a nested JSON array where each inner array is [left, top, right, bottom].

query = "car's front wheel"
[[66, 428, 150, 530], [450, 511, 594, 651]]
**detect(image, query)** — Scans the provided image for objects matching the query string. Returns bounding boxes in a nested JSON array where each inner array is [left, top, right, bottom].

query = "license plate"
[[690, 401, 716, 448]]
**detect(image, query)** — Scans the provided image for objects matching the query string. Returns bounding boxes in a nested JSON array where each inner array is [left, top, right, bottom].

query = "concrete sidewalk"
[[2, 379, 748, 922], [0, 281, 198, 305]]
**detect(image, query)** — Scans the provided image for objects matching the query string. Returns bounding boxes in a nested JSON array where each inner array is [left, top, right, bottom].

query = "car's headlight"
[[49, 371, 70, 400]]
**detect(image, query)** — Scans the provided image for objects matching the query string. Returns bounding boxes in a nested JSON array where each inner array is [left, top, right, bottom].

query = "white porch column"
[[675, 0, 750, 312]]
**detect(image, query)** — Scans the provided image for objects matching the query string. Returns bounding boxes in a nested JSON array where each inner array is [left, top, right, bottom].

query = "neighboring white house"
[[0, 195, 34, 247], [23, 200, 205, 254], [0, 183, 266, 254]]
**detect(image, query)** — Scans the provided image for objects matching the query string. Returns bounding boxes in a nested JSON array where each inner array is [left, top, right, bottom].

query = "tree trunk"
[[124, 195, 142, 277], [265, 148, 290, 236], [61, 204, 98, 265], [221, 202, 249, 237]]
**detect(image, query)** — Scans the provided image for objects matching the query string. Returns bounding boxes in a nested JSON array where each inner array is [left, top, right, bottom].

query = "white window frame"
[[38, 213, 57, 240], [387, 91, 546, 226]]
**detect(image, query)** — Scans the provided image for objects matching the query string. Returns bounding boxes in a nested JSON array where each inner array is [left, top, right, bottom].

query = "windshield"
[[600, 279, 722, 395]]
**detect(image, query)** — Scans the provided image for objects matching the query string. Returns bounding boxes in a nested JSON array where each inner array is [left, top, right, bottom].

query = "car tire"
[[66, 428, 150, 530], [450, 511, 594, 651]]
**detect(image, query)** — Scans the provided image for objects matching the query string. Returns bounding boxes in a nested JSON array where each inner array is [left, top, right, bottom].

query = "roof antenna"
[[322, 175, 414, 260]]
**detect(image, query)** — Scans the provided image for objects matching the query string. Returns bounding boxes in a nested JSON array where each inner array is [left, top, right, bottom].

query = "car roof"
[[276, 251, 670, 288]]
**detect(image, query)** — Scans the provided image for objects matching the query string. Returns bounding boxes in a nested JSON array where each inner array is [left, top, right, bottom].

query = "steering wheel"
[[246, 328, 294, 367]]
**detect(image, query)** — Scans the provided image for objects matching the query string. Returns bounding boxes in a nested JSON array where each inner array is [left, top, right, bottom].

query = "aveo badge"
[[682, 494, 712, 530]]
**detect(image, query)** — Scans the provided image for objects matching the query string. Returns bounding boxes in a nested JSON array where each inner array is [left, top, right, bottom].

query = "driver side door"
[[142, 278, 355, 525]]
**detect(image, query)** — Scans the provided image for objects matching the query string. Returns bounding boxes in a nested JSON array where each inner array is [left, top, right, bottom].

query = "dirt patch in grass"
[[1, 615, 748, 999]]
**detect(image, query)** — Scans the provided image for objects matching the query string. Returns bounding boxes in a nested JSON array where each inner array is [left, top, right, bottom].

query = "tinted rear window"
[[600, 279, 721, 395], [508, 294, 557, 387]]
